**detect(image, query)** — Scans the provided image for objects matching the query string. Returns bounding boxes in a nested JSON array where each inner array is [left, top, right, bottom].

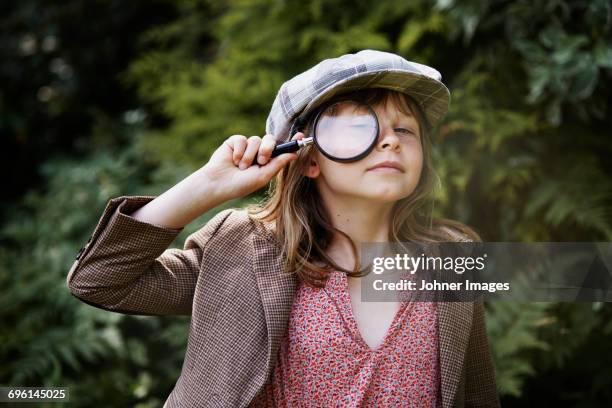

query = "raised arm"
[[66, 132, 300, 316]]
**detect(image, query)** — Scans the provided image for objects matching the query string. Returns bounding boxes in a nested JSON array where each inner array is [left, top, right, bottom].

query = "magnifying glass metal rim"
[[270, 98, 380, 163]]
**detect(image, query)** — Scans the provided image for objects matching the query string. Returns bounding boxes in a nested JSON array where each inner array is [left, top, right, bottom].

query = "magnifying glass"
[[254, 99, 380, 165]]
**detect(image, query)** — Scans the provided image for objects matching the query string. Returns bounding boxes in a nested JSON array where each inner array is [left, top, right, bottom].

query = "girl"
[[67, 49, 500, 407]]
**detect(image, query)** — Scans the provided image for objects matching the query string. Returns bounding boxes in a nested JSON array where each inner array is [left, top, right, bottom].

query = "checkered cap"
[[265, 49, 451, 143]]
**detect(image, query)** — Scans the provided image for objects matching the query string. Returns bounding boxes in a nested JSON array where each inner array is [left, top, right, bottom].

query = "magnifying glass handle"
[[250, 137, 312, 166], [270, 140, 300, 158]]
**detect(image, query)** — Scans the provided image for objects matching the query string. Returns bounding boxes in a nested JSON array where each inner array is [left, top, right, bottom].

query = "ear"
[[303, 157, 320, 179]]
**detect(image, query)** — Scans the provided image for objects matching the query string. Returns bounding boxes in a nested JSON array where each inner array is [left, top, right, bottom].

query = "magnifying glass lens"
[[315, 101, 377, 160]]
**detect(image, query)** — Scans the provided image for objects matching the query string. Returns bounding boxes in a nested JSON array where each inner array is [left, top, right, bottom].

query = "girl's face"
[[304, 97, 423, 203]]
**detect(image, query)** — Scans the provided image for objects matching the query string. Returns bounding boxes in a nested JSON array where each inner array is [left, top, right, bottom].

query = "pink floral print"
[[249, 270, 441, 407]]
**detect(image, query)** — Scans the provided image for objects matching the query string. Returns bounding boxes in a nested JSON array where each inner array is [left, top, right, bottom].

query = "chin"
[[365, 181, 416, 198], [363, 189, 411, 203]]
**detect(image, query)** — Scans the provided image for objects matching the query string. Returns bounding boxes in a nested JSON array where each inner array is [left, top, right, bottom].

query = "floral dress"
[[249, 270, 442, 407]]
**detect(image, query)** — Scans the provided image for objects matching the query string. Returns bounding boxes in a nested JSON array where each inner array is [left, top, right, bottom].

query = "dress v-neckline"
[[324, 271, 413, 353]]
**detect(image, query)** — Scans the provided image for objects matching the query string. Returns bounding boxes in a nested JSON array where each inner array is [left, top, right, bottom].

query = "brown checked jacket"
[[66, 195, 501, 408]]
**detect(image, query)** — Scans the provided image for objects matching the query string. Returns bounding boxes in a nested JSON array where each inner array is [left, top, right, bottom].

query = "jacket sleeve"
[[464, 300, 501, 407], [66, 195, 234, 316]]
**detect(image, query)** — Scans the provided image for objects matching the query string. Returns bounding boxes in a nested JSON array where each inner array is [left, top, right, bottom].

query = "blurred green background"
[[1, 0, 611, 406]]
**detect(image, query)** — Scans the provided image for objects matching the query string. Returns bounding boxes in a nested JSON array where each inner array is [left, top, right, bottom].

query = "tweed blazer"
[[66, 195, 501, 408]]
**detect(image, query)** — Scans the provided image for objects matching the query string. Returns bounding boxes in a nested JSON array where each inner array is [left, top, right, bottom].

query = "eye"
[[395, 128, 414, 134]]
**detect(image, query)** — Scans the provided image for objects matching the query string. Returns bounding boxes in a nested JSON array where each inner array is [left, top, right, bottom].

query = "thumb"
[[260, 153, 298, 179]]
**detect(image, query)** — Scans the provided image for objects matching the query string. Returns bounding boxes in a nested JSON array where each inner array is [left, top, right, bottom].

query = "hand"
[[200, 132, 305, 201]]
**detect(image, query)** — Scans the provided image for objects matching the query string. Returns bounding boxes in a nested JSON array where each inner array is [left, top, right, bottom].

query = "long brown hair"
[[245, 87, 480, 288]]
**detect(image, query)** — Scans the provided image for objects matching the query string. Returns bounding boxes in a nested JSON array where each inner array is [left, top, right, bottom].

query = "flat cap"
[[265, 49, 451, 142]]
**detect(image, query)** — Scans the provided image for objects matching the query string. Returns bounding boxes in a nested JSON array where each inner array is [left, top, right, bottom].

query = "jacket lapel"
[[438, 301, 474, 408], [251, 235, 299, 382], [252, 235, 473, 408]]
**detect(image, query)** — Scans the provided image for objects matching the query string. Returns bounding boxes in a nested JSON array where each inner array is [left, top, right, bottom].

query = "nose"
[[375, 121, 401, 152]]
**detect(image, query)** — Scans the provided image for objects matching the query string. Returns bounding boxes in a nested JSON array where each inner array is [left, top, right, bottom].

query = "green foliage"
[[505, 0, 611, 126], [485, 301, 552, 397], [0, 0, 177, 209]]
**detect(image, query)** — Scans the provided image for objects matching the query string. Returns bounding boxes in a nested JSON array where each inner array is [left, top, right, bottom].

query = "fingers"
[[239, 135, 262, 169], [257, 134, 277, 165], [257, 132, 305, 166], [291, 131, 305, 141], [226, 133, 303, 169], [223, 135, 261, 169], [257, 133, 303, 165], [226, 135, 248, 166]]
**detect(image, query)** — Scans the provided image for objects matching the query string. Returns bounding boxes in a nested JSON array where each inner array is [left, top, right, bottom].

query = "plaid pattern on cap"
[[266, 49, 451, 142]]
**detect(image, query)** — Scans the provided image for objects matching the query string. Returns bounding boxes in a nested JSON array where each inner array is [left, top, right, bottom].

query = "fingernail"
[[239, 162, 246, 169]]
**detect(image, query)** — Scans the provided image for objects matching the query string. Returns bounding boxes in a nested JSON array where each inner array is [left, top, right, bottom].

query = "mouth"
[[366, 161, 405, 173]]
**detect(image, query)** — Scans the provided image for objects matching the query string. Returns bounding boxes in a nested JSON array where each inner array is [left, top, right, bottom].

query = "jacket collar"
[[251, 235, 472, 408]]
